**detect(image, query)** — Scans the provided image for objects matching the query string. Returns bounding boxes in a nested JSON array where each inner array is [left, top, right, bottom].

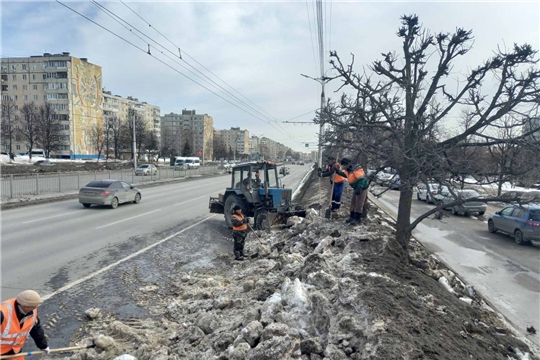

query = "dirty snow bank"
[[60, 186, 536, 360]]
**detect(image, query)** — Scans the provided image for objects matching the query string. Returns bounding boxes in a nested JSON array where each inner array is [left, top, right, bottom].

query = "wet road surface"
[[0, 165, 311, 351], [371, 187, 540, 346]]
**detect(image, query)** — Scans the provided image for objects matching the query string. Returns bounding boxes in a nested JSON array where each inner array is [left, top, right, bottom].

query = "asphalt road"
[[371, 186, 540, 346], [1, 165, 311, 300]]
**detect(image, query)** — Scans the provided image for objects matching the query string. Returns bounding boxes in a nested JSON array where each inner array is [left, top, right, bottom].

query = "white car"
[[417, 183, 450, 204], [135, 164, 158, 176]]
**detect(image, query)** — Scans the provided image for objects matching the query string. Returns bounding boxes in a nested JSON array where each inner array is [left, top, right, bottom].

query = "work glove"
[[317, 170, 323, 178], [244, 218, 250, 224], [42, 347, 50, 355]]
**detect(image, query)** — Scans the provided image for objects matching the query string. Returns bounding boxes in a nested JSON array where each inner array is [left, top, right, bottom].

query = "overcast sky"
[[2, 0, 539, 152]]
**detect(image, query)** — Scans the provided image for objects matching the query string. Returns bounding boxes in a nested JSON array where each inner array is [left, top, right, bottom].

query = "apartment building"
[[217, 127, 249, 156], [160, 109, 213, 161], [102, 91, 160, 146], [248, 135, 260, 156], [1, 52, 103, 158]]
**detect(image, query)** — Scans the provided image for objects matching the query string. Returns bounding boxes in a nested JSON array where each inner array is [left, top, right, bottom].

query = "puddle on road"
[[514, 272, 540, 293]]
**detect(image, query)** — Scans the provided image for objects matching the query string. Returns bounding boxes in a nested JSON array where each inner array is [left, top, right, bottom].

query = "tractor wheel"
[[224, 194, 248, 229], [255, 210, 270, 232]]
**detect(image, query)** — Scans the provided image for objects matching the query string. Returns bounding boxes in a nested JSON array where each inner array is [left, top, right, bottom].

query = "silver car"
[[441, 189, 486, 216], [79, 180, 141, 209], [135, 164, 158, 176]]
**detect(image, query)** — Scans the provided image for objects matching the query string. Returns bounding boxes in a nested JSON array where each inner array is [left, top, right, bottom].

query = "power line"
[[89, 0, 280, 127], [118, 0, 283, 126], [305, 0, 319, 75], [282, 109, 317, 122], [56, 0, 292, 139]]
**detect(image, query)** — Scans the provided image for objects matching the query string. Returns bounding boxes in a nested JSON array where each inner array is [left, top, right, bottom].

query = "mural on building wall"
[[71, 58, 103, 156]]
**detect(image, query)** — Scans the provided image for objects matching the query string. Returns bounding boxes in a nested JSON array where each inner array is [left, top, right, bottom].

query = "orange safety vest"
[[330, 164, 346, 184], [0, 298, 37, 356], [232, 214, 248, 231], [347, 167, 365, 184]]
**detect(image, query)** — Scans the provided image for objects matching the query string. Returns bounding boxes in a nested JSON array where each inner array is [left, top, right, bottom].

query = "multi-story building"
[[248, 135, 259, 157], [1, 52, 103, 158], [102, 91, 160, 146], [160, 109, 213, 161], [217, 127, 249, 157]]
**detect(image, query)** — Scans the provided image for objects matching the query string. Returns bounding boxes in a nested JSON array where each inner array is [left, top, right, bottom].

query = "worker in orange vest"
[[231, 205, 250, 261], [318, 156, 347, 212], [0, 290, 50, 359], [336, 158, 370, 224]]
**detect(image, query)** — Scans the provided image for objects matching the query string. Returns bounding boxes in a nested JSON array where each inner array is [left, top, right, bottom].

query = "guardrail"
[[0, 166, 220, 200]]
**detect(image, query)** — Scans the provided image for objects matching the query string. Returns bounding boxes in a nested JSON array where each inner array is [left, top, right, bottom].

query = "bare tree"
[[109, 117, 122, 161], [213, 134, 227, 160], [18, 102, 39, 161], [324, 15, 540, 261], [90, 123, 106, 161], [1, 98, 18, 161], [160, 127, 175, 162], [36, 103, 62, 158]]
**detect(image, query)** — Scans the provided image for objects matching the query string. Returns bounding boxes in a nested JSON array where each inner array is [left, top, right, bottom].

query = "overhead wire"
[[89, 0, 282, 129], [55, 0, 291, 138], [118, 0, 284, 127], [305, 0, 319, 75]]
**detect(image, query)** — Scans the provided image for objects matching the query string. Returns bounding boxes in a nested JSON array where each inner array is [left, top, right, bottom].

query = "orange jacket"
[[1, 298, 37, 356]]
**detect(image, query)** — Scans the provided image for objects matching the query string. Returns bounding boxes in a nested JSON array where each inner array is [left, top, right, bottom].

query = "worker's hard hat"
[[16, 290, 42, 307], [232, 205, 242, 211]]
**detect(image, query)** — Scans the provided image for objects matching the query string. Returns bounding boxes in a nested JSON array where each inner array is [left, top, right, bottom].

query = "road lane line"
[[173, 194, 212, 206], [96, 209, 162, 229], [42, 214, 217, 302], [21, 211, 81, 224]]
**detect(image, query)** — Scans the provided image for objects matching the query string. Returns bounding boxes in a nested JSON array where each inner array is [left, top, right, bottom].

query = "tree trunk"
[[386, 184, 413, 262], [497, 176, 503, 196]]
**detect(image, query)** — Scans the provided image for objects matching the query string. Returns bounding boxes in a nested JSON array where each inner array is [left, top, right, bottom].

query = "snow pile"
[[60, 184, 537, 359]]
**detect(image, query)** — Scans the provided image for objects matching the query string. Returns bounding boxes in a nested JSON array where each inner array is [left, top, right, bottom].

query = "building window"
[[1, 64, 7, 72], [64, 125, 70, 130], [22, 74, 27, 80], [32, 64, 36, 70], [1, 75, 6, 81], [24, 95, 28, 101], [22, 64, 27, 70], [13, 85, 17, 90], [33, 95, 38, 101], [12, 75, 16, 80], [33, 85, 37, 90], [11, 95, 17, 101], [14, 105, 18, 110], [16, 145, 21, 150], [1, 85, 7, 91], [32, 74, 36, 80], [11, 64, 16, 71], [44, 95, 47, 101], [43, 74, 46, 80], [23, 85, 27, 91]]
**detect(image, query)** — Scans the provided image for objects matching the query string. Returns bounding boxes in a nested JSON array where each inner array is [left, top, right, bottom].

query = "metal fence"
[[0, 166, 220, 200]]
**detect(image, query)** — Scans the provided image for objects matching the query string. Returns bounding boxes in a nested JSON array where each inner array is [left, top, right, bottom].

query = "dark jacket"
[[319, 163, 339, 181], [0, 300, 49, 351]]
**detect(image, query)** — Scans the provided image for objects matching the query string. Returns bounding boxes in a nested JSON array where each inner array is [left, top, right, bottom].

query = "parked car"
[[417, 183, 450, 204], [34, 160, 55, 166], [135, 164, 158, 176], [280, 166, 288, 176], [78, 180, 141, 209], [441, 189, 486, 216], [387, 174, 401, 190], [299, 162, 305, 166], [488, 204, 540, 245], [376, 172, 393, 186]]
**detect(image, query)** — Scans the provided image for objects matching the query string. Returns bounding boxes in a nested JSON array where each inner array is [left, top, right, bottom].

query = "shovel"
[[325, 152, 339, 219], [0, 342, 96, 359]]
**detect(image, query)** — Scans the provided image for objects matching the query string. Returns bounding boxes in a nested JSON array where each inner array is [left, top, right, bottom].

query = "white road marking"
[[41, 214, 217, 302], [173, 194, 211, 206], [96, 209, 162, 229], [21, 211, 80, 224]]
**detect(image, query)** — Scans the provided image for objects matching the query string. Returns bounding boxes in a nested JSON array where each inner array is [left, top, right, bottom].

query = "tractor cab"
[[209, 161, 305, 230]]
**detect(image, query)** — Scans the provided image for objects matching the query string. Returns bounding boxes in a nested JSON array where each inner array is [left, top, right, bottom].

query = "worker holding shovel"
[[0, 290, 49, 359], [318, 156, 347, 214]]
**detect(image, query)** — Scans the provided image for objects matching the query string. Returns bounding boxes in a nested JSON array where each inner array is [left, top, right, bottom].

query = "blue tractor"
[[209, 161, 306, 230]]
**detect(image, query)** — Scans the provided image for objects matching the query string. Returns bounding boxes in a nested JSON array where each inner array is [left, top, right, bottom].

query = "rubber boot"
[[234, 251, 244, 261], [349, 212, 361, 225], [345, 212, 355, 224]]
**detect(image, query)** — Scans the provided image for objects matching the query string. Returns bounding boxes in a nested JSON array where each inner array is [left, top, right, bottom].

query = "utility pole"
[[132, 109, 137, 169]]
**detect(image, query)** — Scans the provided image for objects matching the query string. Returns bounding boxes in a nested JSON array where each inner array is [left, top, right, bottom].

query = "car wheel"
[[82, 203, 91, 208], [488, 220, 497, 233], [110, 197, 119, 209], [452, 207, 458, 215], [134, 193, 141, 204], [478, 211, 485, 216], [514, 230, 526, 245]]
